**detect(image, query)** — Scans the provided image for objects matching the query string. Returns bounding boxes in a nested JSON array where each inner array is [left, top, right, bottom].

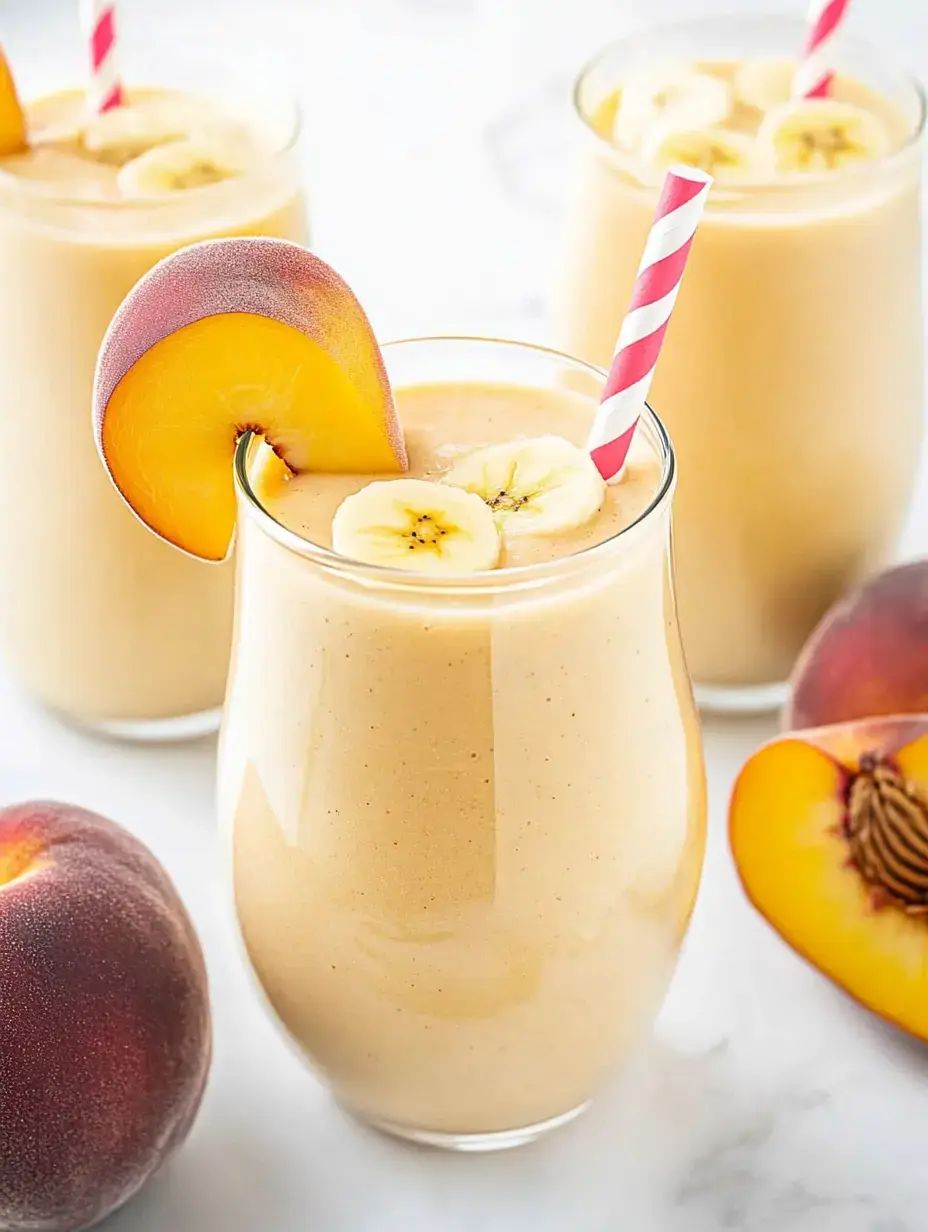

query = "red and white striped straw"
[[587, 165, 712, 484], [80, 0, 125, 114], [792, 0, 852, 100]]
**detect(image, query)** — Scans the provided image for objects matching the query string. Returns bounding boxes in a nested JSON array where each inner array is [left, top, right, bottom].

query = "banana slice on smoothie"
[[613, 64, 732, 151], [641, 121, 761, 181], [732, 58, 794, 112], [442, 436, 605, 537], [757, 99, 891, 173], [332, 478, 501, 573], [83, 99, 197, 165], [117, 138, 247, 197]]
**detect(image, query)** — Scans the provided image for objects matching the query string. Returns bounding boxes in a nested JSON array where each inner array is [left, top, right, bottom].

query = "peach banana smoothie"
[[224, 342, 706, 1146], [555, 15, 924, 710], [0, 60, 306, 736], [93, 241, 706, 1149]]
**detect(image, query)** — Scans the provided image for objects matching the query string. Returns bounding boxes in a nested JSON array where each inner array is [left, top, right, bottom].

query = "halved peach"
[[93, 238, 407, 561], [730, 716, 928, 1042], [0, 47, 27, 155]]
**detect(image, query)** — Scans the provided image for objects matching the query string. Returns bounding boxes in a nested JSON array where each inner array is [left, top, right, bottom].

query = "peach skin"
[[786, 560, 928, 731], [0, 800, 210, 1232], [729, 716, 928, 1043], [0, 47, 27, 155], [93, 238, 407, 561]]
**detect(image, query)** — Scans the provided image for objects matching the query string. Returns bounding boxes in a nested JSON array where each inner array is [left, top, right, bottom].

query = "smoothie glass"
[[0, 60, 306, 739], [220, 337, 706, 1150], [555, 15, 925, 712]]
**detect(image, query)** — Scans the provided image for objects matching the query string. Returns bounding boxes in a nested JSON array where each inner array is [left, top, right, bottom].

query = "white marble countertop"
[[4, 1, 928, 1229]]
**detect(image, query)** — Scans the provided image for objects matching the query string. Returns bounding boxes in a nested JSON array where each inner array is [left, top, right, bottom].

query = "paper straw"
[[80, 0, 125, 114], [792, 0, 852, 100], [587, 165, 712, 484]]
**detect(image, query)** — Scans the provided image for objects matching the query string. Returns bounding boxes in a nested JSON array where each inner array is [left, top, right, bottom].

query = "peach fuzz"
[[729, 716, 928, 1043], [0, 48, 26, 156], [94, 238, 407, 561], [0, 801, 210, 1232], [786, 560, 928, 731]]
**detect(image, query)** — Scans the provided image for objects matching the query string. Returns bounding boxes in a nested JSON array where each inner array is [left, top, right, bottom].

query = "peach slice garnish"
[[729, 715, 928, 1042], [0, 47, 27, 156], [93, 238, 407, 561]]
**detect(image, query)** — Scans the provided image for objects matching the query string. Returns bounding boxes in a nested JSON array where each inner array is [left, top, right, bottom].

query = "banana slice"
[[757, 99, 891, 173], [331, 478, 501, 573], [30, 117, 87, 148], [83, 99, 199, 166], [117, 138, 247, 198], [641, 121, 760, 182], [613, 64, 733, 151], [732, 58, 794, 113], [442, 436, 605, 538]]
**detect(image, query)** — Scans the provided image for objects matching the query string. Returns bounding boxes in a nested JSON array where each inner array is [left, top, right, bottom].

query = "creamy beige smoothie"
[[222, 339, 706, 1146], [0, 84, 306, 732], [556, 17, 924, 706]]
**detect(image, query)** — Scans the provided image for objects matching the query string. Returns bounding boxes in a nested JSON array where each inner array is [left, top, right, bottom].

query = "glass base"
[[355, 1099, 591, 1152], [81, 705, 222, 744], [694, 680, 789, 716]]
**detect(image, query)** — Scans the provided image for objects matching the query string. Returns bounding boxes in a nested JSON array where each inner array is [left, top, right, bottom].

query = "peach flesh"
[[786, 560, 928, 731], [729, 716, 928, 1042], [0, 801, 211, 1232]]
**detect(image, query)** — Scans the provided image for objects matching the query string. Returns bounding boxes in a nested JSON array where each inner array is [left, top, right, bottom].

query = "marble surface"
[[3, 1, 928, 1229]]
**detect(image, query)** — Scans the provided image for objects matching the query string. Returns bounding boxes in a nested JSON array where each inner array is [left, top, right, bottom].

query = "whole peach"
[[786, 559, 928, 731], [0, 801, 211, 1232]]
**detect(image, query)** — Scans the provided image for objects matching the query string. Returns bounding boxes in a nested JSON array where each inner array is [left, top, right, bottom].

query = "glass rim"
[[0, 84, 302, 212], [571, 12, 927, 194], [232, 335, 676, 593]]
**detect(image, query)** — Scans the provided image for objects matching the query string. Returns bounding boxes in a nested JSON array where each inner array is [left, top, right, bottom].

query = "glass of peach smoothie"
[[220, 336, 706, 1149], [90, 240, 705, 1149], [0, 58, 306, 738], [554, 15, 925, 712]]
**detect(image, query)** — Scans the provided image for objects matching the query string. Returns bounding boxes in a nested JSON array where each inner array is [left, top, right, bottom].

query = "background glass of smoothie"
[[221, 336, 707, 1150], [555, 15, 924, 712], [0, 57, 307, 738]]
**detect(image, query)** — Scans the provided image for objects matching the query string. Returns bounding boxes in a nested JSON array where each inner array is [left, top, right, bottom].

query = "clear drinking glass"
[[0, 57, 307, 739], [220, 337, 706, 1151], [554, 15, 925, 713]]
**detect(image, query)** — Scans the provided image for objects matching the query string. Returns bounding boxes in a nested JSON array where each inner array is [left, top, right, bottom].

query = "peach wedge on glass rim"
[[729, 715, 928, 1042], [93, 237, 407, 562], [0, 46, 27, 155]]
